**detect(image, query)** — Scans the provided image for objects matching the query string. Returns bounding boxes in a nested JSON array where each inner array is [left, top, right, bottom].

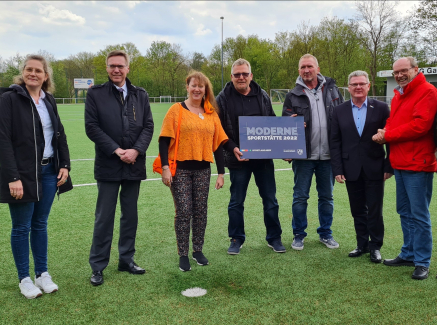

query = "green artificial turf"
[[1, 103, 437, 324]]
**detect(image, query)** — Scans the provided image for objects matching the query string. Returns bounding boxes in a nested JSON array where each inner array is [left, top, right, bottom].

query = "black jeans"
[[228, 160, 281, 243]]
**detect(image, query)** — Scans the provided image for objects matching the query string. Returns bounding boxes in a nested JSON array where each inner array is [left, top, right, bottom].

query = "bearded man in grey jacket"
[[282, 54, 343, 251]]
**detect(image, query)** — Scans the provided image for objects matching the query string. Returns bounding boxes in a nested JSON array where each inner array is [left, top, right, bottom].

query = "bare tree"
[[410, 0, 437, 32], [0, 56, 5, 73], [37, 50, 56, 63], [355, 0, 397, 95], [409, 0, 437, 65], [71, 52, 95, 78]]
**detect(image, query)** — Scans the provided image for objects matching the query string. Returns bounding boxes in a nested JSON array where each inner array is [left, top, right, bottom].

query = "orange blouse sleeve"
[[212, 112, 228, 152], [159, 104, 180, 140]]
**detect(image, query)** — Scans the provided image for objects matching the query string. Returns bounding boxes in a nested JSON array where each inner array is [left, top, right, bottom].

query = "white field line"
[[71, 156, 158, 161], [72, 168, 293, 187]]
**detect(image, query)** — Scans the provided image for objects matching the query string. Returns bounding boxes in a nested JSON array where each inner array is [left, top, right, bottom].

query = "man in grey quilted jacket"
[[282, 54, 344, 251]]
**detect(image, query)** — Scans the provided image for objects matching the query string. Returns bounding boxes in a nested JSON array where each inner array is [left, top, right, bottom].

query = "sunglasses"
[[232, 73, 250, 78]]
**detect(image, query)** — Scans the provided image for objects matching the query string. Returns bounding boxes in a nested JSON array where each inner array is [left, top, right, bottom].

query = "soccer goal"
[[160, 95, 172, 103], [270, 89, 291, 104], [338, 87, 351, 101]]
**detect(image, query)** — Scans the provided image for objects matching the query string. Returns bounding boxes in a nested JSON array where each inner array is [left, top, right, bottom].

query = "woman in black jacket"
[[0, 54, 71, 299]]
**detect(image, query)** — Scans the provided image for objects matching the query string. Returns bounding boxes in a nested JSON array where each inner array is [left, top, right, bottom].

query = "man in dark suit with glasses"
[[330, 70, 392, 263]]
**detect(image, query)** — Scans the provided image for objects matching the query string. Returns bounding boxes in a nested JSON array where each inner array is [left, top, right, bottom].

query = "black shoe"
[[118, 261, 146, 274], [383, 256, 415, 267], [370, 250, 382, 263], [90, 271, 103, 286], [348, 247, 369, 257], [267, 239, 286, 253], [179, 256, 191, 272], [412, 266, 429, 280], [227, 238, 243, 255], [193, 251, 209, 266]]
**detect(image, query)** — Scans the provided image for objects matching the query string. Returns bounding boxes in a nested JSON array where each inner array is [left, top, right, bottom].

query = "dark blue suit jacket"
[[330, 98, 393, 181]]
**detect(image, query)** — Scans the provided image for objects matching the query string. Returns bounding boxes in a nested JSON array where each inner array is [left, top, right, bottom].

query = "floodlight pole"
[[221, 16, 224, 90]]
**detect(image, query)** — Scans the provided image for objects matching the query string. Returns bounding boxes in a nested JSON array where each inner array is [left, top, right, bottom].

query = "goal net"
[[160, 95, 172, 103], [338, 87, 351, 101], [270, 89, 291, 104]]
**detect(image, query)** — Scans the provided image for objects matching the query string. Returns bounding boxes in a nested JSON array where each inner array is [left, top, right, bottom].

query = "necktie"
[[117, 88, 124, 104]]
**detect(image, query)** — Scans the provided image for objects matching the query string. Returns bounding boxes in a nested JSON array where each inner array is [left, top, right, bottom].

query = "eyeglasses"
[[349, 83, 368, 88], [107, 65, 127, 70], [232, 73, 250, 78], [24, 67, 45, 74], [391, 67, 414, 77]]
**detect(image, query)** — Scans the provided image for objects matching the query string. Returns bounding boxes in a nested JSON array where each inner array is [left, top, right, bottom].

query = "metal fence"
[[338, 87, 393, 105], [55, 95, 394, 106], [368, 96, 394, 105], [54, 96, 188, 104], [271, 93, 394, 107], [54, 98, 86, 104]]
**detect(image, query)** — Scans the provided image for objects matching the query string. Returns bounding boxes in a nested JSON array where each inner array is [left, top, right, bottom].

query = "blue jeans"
[[394, 169, 433, 267], [292, 159, 334, 239], [9, 162, 58, 280], [228, 160, 281, 243]]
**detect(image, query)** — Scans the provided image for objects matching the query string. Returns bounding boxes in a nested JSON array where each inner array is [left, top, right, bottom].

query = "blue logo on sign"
[[87, 80, 92, 85]]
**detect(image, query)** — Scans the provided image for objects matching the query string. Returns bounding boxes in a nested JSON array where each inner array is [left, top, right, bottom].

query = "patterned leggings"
[[171, 168, 211, 257]]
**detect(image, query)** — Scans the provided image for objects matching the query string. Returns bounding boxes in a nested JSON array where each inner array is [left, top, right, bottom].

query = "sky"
[[0, 1, 419, 60]]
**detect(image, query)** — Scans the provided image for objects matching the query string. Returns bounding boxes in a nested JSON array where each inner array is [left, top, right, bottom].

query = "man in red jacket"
[[373, 57, 437, 280]]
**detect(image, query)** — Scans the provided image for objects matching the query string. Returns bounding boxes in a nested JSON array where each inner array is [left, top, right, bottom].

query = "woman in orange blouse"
[[159, 71, 228, 272]]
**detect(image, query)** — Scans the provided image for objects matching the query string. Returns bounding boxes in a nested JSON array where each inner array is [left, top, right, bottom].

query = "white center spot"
[[181, 287, 207, 297]]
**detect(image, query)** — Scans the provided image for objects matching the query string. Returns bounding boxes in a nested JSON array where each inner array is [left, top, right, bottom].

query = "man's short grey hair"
[[298, 54, 319, 68], [402, 56, 418, 68], [232, 58, 251, 73], [106, 50, 130, 67], [348, 70, 370, 84]]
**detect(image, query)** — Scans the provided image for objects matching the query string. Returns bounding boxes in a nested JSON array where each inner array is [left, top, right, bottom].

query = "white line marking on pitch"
[[71, 156, 157, 161], [72, 168, 293, 187]]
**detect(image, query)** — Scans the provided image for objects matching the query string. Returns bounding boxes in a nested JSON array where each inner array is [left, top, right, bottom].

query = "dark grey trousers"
[[89, 180, 141, 272]]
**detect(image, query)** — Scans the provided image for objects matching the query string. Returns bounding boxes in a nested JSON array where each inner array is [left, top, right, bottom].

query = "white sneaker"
[[19, 277, 43, 299], [35, 272, 58, 293]]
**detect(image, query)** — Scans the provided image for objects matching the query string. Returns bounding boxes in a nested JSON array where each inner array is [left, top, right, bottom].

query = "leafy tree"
[[51, 61, 69, 97], [202, 44, 228, 94], [190, 52, 207, 71], [314, 17, 370, 90], [355, 0, 398, 95], [243, 35, 280, 93], [145, 41, 188, 97], [272, 22, 318, 89], [2, 65, 19, 87], [0, 53, 23, 87]]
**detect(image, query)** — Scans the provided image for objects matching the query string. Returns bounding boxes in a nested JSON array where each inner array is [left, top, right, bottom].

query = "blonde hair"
[[298, 54, 319, 69], [231, 58, 251, 74], [13, 54, 55, 93], [186, 71, 219, 113], [106, 50, 130, 67]]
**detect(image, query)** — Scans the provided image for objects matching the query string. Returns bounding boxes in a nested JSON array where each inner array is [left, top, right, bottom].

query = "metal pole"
[[220, 16, 224, 90]]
